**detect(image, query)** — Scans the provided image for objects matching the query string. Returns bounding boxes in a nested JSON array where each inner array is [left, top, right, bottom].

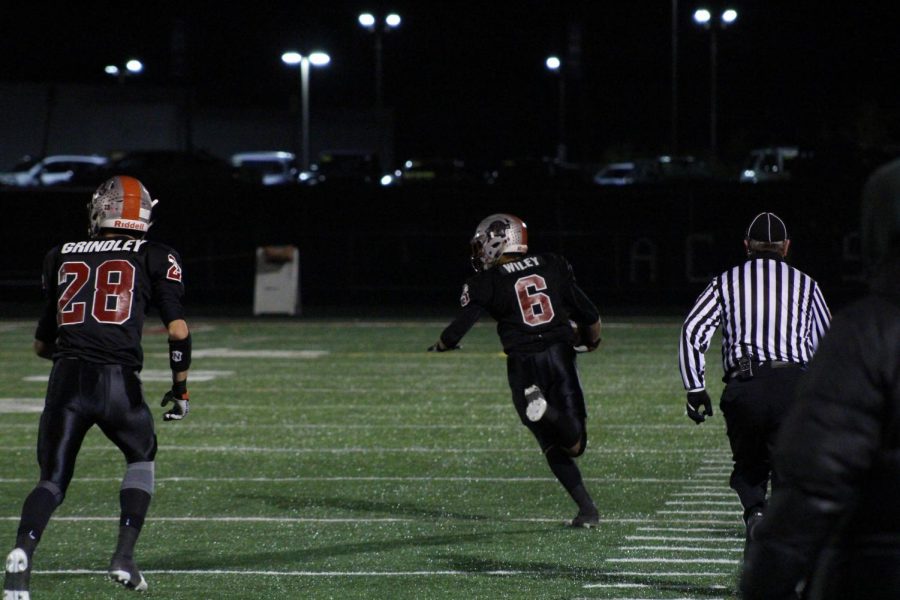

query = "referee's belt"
[[727, 360, 799, 380]]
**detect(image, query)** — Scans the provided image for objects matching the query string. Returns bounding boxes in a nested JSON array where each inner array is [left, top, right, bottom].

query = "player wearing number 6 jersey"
[[3, 175, 191, 599], [428, 214, 603, 527]]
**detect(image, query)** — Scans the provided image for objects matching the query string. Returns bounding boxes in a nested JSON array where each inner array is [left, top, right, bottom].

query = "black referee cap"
[[746, 212, 788, 242]]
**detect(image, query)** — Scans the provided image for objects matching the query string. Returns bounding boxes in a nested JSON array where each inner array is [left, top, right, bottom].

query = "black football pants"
[[38, 358, 157, 496], [720, 366, 803, 516], [507, 343, 587, 452]]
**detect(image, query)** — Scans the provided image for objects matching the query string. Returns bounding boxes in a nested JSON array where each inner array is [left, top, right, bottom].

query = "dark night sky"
[[2, 1, 898, 164]]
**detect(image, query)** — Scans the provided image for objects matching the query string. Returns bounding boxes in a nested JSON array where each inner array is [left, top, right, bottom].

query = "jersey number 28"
[[515, 274, 555, 326], [58, 260, 136, 325]]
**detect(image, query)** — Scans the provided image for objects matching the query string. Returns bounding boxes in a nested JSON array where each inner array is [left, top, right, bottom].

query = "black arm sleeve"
[[149, 247, 186, 325], [559, 258, 600, 325], [566, 282, 601, 326], [439, 303, 484, 348], [34, 249, 59, 344]]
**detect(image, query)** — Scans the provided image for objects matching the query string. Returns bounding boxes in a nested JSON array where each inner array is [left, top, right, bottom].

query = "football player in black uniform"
[[3, 175, 192, 599], [428, 214, 603, 527]]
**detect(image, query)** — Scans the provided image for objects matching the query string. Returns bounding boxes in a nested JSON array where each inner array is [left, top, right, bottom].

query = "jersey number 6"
[[515, 274, 555, 326], [58, 260, 136, 325]]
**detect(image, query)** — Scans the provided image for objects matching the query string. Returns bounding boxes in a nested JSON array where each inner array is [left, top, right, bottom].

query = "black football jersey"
[[440, 253, 600, 353], [34, 236, 186, 367]]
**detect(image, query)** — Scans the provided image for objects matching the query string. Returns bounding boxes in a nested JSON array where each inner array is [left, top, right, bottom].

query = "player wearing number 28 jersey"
[[3, 175, 192, 599], [428, 214, 603, 527]]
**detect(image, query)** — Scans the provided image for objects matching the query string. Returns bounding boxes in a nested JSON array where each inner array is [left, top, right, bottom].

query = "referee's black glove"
[[685, 390, 713, 424]]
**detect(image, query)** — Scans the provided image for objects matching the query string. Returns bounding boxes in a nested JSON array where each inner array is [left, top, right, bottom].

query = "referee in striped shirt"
[[678, 212, 831, 539]]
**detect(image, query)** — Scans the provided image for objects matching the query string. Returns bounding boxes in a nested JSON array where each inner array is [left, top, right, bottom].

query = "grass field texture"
[[0, 317, 737, 599]]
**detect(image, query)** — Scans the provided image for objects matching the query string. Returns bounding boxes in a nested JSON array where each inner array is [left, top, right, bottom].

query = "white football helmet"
[[470, 213, 528, 271], [88, 175, 157, 238]]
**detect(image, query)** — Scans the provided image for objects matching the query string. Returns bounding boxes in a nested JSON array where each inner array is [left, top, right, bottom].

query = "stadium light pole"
[[281, 50, 331, 171], [545, 55, 566, 163], [357, 12, 401, 113], [104, 58, 144, 84], [693, 8, 738, 161]]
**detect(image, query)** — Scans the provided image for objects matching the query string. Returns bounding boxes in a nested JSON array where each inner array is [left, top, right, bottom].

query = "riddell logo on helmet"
[[113, 220, 146, 230]]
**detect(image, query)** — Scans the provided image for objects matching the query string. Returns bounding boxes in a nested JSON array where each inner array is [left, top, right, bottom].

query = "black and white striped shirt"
[[679, 254, 831, 391]]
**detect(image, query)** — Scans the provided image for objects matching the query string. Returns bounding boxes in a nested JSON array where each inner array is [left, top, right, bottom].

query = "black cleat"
[[568, 508, 600, 528], [108, 554, 148, 592], [3, 548, 31, 600]]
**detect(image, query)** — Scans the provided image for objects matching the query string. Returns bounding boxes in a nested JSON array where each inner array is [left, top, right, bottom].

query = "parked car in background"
[[739, 146, 812, 183], [300, 151, 380, 186], [593, 155, 712, 186], [593, 161, 645, 185], [231, 151, 298, 186], [0, 154, 108, 187]]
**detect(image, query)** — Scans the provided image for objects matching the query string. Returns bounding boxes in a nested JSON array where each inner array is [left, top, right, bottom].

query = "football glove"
[[686, 390, 713, 424], [161, 386, 190, 421], [427, 341, 459, 352]]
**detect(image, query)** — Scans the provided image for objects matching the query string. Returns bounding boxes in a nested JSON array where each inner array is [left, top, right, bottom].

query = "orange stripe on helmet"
[[119, 176, 142, 220]]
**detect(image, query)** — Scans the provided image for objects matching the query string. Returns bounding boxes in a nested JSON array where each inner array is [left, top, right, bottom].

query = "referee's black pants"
[[720, 365, 803, 518]]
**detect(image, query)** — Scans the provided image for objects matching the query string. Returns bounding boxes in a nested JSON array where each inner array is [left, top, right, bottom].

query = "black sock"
[[15, 486, 60, 558], [115, 489, 151, 559], [545, 448, 596, 513]]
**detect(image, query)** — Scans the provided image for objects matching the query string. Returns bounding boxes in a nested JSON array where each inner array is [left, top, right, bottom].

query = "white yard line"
[[656, 510, 737, 515], [636, 527, 738, 533], [0, 445, 727, 454], [583, 582, 728, 590], [33, 568, 535, 577], [620, 546, 742, 553], [607, 558, 740, 564], [0, 476, 704, 484], [664, 500, 740, 506], [626, 536, 742, 543], [0, 515, 739, 526], [588, 571, 732, 578]]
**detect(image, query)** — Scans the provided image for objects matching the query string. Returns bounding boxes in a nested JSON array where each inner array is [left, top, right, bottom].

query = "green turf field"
[[0, 317, 740, 599]]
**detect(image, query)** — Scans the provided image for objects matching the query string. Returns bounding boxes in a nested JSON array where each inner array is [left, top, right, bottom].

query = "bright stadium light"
[[357, 12, 402, 112], [309, 52, 330, 66], [281, 50, 331, 171], [358, 12, 376, 29], [693, 8, 739, 160], [545, 55, 566, 162], [105, 59, 144, 83], [693, 8, 712, 26]]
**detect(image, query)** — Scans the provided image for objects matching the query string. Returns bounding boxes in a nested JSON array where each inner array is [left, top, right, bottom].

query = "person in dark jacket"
[[741, 157, 900, 599]]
